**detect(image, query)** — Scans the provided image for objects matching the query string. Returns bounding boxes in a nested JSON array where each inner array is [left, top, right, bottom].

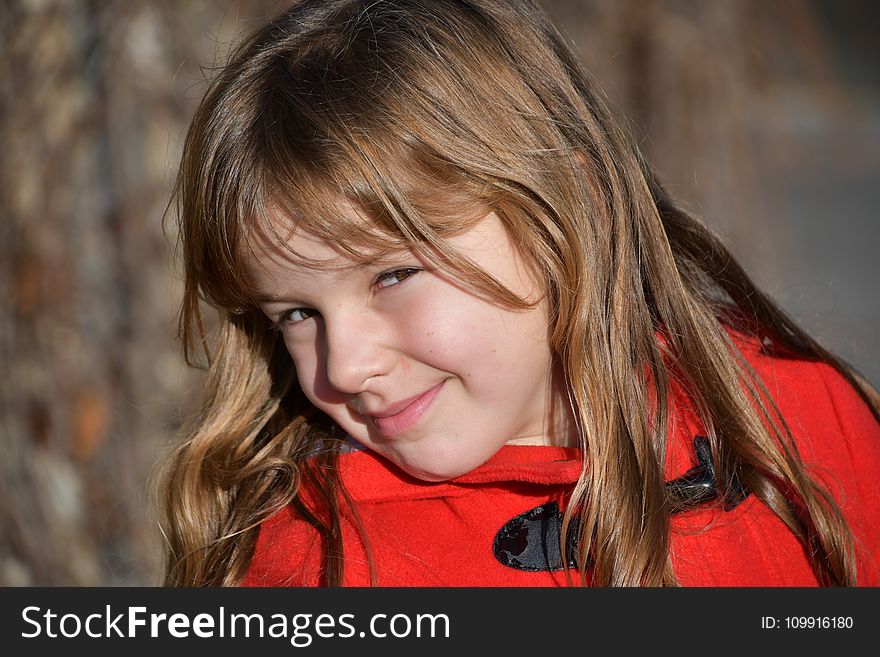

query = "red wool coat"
[[243, 337, 880, 586]]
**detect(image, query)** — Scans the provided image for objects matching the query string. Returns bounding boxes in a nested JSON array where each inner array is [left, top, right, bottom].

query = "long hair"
[[159, 0, 879, 586]]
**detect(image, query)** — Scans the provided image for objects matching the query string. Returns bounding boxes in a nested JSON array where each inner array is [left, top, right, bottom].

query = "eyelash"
[[272, 267, 422, 330], [375, 267, 420, 289]]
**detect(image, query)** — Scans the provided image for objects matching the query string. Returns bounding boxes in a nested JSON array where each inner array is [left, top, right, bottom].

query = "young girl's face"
[[249, 207, 575, 481]]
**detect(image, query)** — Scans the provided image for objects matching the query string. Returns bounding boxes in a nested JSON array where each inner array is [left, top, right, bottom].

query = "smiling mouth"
[[368, 381, 446, 437]]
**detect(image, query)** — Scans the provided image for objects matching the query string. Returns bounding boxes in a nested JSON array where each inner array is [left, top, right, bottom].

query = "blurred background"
[[1, 0, 878, 586]]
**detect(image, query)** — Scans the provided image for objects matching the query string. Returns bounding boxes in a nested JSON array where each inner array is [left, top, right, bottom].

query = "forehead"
[[248, 227, 361, 278], [243, 204, 398, 296], [254, 198, 387, 257]]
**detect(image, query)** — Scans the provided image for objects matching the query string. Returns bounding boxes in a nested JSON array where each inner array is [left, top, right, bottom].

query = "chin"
[[397, 463, 468, 483], [384, 444, 496, 483]]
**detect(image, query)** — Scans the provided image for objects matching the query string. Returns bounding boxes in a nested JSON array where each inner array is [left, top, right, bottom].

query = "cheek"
[[396, 287, 482, 361], [398, 285, 549, 378]]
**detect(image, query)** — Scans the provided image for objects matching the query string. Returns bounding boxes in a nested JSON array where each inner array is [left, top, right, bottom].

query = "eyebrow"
[[253, 293, 297, 304], [251, 257, 407, 305]]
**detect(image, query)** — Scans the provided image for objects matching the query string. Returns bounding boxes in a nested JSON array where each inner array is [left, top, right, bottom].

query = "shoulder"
[[240, 504, 325, 587], [241, 448, 382, 587], [729, 330, 880, 460], [733, 331, 880, 583], [668, 329, 880, 585], [668, 328, 880, 475]]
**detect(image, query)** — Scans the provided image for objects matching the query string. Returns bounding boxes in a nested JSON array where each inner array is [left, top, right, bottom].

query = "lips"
[[368, 381, 445, 437]]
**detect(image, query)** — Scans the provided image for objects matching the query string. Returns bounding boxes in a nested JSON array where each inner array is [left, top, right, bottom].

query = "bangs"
[[252, 137, 493, 256], [222, 101, 502, 311]]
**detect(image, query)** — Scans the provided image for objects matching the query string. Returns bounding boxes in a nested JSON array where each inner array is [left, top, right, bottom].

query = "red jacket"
[[243, 337, 880, 586]]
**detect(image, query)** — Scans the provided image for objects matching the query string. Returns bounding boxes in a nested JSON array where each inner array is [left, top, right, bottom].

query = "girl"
[[160, 0, 880, 586]]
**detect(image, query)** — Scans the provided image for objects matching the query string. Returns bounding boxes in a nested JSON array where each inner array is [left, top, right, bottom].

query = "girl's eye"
[[278, 307, 316, 326], [375, 267, 421, 290]]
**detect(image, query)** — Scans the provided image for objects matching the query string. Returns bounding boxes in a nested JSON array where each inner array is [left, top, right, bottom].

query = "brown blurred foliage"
[[1, 0, 875, 585]]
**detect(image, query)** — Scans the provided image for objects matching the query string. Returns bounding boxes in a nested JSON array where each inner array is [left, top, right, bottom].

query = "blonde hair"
[[160, 0, 878, 586]]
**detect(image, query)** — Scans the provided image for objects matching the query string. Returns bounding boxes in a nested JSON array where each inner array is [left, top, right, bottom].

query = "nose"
[[320, 312, 392, 394]]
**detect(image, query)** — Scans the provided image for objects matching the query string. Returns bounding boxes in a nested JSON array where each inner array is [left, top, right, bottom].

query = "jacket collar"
[[338, 444, 584, 503]]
